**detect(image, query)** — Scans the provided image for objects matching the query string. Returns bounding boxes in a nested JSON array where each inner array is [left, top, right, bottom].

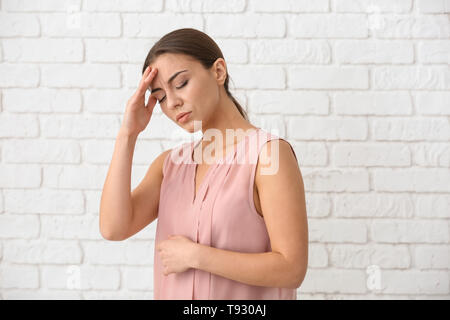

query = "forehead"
[[150, 54, 197, 74], [149, 53, 197, 90]]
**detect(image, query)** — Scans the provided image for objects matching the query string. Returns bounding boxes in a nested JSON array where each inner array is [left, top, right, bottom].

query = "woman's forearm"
[[191, 243, 303, 289], [99, 128, 138, 240]]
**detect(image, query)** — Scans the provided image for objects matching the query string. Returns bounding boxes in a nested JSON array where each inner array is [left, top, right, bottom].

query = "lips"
[[176, 111, 191, 122]]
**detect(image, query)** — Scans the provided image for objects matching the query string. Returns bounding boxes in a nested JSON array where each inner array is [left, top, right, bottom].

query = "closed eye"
[[158, 80, 188, 104]]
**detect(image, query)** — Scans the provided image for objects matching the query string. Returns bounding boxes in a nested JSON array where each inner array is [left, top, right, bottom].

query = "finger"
[[140, 66, 152, 87], [137, 67, 157, 96], [136, 66, 152, 96], [136, 66, 152, 95], [133, 66, 151, 99], [145, 89, 157, 110]]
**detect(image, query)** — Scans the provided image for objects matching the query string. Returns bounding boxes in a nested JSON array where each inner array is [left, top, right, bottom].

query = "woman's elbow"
[[291, 266, 307, 289]]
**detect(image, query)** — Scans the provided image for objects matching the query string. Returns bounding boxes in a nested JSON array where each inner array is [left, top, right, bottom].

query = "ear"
[[212, 58, 227, 85]]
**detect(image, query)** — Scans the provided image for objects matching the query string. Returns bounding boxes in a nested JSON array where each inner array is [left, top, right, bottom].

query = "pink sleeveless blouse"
[[154, 127, 298, 300]]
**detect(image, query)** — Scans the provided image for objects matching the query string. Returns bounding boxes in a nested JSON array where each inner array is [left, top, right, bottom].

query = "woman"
[[99, 28, 308, 300]]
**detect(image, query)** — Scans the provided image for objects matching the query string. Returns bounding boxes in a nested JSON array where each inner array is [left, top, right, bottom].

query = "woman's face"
[[148, 53, 223, 133]]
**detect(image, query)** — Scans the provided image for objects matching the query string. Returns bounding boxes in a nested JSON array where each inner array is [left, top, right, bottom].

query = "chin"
[[183, 125, 196, 134]]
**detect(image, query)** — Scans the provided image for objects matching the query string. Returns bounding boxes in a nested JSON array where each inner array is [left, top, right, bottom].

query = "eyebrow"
[[150, 69, 188, 94]]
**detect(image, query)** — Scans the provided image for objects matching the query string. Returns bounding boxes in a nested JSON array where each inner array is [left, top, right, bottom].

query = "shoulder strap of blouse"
[[247, 129, 298, 166]]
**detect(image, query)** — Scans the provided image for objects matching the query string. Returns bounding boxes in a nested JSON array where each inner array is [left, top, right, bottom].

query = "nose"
[[165, 91, 182, 111]]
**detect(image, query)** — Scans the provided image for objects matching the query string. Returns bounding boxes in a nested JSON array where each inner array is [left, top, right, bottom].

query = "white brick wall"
[[0, 0, 449, 300]]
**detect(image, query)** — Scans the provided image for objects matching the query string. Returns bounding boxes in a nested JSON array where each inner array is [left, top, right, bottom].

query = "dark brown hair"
[[141, 28, 248, 120]]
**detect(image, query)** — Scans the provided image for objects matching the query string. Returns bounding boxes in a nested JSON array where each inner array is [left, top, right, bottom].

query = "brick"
[[0, 64, 39, 87], [371, 219, 449, 243], [82, 241, 154, 265], [3, 88, 81, 113], [85, 39, 149, 63], [373, 168, 450, 192], [287, 116, 368, 140], [121, 63, 145, 89], [2, 290, 82, 299], [41, 265, 120, 290], [123, 13, 203, 37], [251, 39, 331, 64], [0, 215, 39, 239], [411, 143, 450, 167], [289, 67, 368, 89], [0, 164, 41, 188], [0, 114, 39, 137], [206, 14, 285, 38], [3, 239, 82, 264], [42, 164, 107, 190], [333, 143, 411, 167], [328, 244, 410, 268], [228, 65, 285, 89], [215, 39, 248, 63], [302, 166, 368, 192], [334, 193, 414, 218], [83, 88, 136, 113], [416, 92, 450, 115], [2, 39, 83, 62], [166, 0, 245, 12], [415, 245, 449, 269], [40, 115, 120, 138], [373, 118, 450, 141], [297, 292, 327, 299], [40, 13, 121, 37], [418, 41, 450, 64], [250, 0, 329, 12], [415, 195, 450, 218], [4, 189, 84, 214], [3, 0, 81, 11], [0, 13, 40, 37], [372, 14, 450, 38], [289, 14, 368, 38], [309, 218, 367, 242], [123, 266, 154, 290], [3, 139, 80, 163], [0, 265, 39, 289], [417, 0, 450, 13], [83, 139, 115, 164], [83, 291, 153, 299], [374, 66, 450, 89], [84, 190, 102, 215], [335, 0, 412, 12], [335, 40, 413, 64], [85, 139, 161, 165], [334, 91, 412, 115], [41, 64, 121, 88], [301, 268, 367, 293], [248, 90, 329, 115], [84, 0, 163, 12], [380, 270, 449, 294], [305, 193, 331, 218], [308, 244, 328, 268]]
